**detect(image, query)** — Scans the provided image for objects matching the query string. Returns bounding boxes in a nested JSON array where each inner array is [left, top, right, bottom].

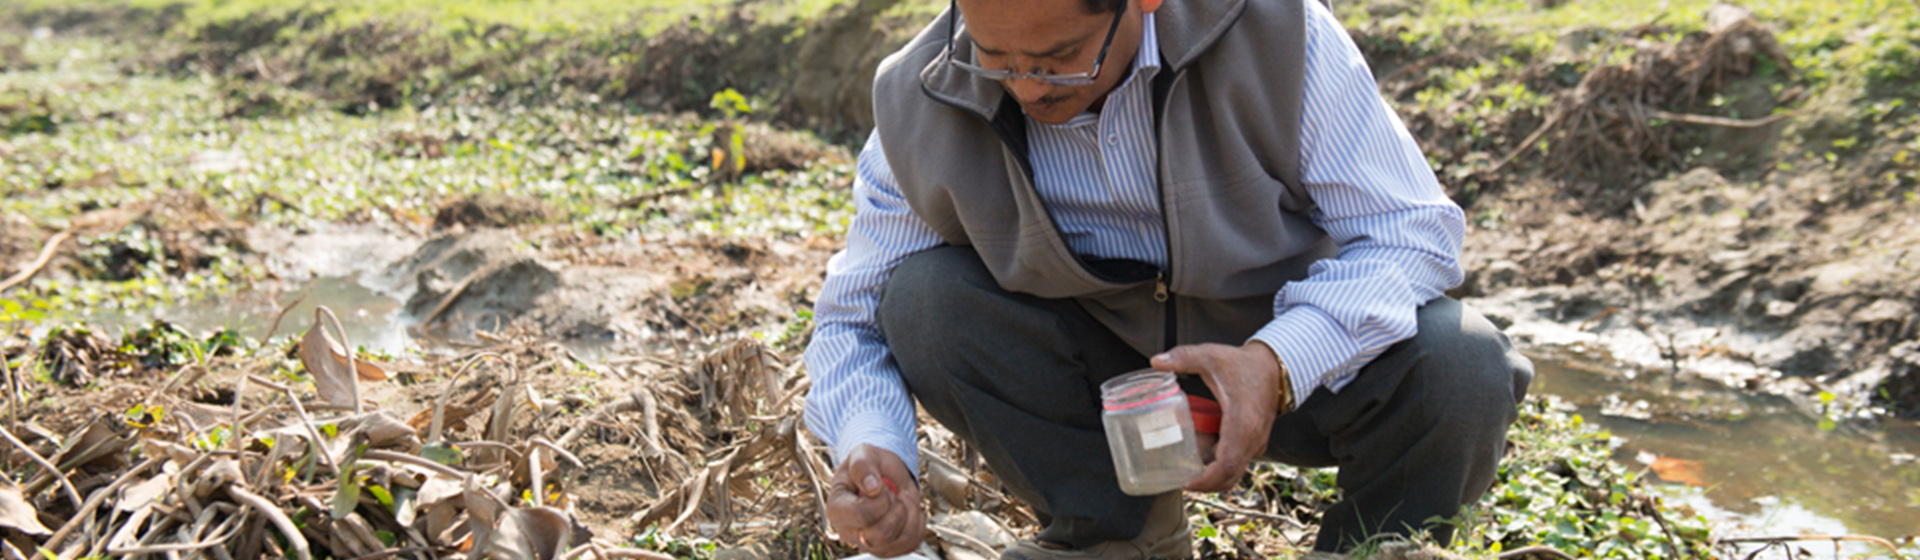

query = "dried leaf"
[[1649, 456, 1708, 487], [0, 485, 49, 536], [299, 307, 361, 412], [337, 353, 389, 382], [486, 507, 573, 560], [340, 411, 420, 451], [115, 474, 172, 513], [465, 476, 505, 556]]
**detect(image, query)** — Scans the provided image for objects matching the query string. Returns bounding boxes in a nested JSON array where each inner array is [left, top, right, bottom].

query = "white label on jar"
[[1138, 408, 1183, 450]]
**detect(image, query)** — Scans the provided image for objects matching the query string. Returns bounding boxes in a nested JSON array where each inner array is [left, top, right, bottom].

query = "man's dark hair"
[[1083, 0, 1126, 14]]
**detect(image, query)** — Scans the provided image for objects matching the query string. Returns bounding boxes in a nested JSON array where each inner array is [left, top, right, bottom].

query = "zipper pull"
[[1154, 271, 1169, 303]]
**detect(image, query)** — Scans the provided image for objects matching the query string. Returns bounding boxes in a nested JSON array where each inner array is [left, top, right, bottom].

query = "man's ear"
[[1141, 0, 1162, 14]]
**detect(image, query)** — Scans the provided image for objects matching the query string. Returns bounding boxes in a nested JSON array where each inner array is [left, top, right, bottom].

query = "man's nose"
[[1005, 77, 1050, 104]]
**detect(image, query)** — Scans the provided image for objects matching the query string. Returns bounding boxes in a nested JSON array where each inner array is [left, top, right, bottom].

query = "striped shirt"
[[804, 2, 1465, 474]]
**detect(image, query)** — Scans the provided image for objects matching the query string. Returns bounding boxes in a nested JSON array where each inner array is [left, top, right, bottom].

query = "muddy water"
[[1532, 357, 1920, 542], [82, 274, 418, 355]]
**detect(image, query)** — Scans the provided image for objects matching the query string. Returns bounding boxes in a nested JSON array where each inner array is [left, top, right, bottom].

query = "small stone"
[[1765, 300, 1799, 318]]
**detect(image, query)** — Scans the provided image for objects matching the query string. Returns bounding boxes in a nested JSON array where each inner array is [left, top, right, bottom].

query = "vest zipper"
[[1153, 68, 1182, 353]]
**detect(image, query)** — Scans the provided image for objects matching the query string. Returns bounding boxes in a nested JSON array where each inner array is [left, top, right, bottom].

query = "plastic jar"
[[1099, 369, 1203, 496]]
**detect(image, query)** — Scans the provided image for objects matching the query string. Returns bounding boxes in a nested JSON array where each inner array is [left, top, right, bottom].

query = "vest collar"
[[918, 0, 1249, 121]]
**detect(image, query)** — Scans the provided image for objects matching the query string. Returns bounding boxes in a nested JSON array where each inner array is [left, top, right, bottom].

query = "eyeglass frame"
[[942, 0, 1127, 87]]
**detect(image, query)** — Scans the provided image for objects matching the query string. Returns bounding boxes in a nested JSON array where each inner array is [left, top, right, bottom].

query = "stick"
[[928, 523, 999, 558], [419, 267, 483, 326], [1190, 496, 1305, 528], [1, 342, 18, 426], [0, 229, 72, 294], [1497, 545, 1579, 560], [0, 424, 84, 511], [556, 395, 642, 450], [529, 437, 585, 469], [429, 353, 495, 444], [1716, 535, 1904, 555], [44, 457, 163, 551], [248, 375, 338, 475], [362, 449, 469, 479], [1490, 109, 1567, 174], [258, 285, 314, 351], [1649, 109, 1792, 129], [228, 485, 312, 560]]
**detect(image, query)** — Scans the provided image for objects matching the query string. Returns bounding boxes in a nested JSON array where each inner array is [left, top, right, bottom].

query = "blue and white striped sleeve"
[[803, 129, 943, 476], [1247, 0, 1466, 409]]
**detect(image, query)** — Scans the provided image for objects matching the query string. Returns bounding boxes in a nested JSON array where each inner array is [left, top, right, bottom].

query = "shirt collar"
[[1044, 13, 1160, 128]]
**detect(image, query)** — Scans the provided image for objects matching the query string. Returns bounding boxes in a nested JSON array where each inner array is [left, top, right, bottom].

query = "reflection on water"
[[1532, 357, 1920, 542], [73, 274, 416, 355]]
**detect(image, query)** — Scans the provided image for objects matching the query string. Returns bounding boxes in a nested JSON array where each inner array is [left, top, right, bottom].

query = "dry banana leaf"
[[0, 485, 48, 537], [298, 307, 362, 412]]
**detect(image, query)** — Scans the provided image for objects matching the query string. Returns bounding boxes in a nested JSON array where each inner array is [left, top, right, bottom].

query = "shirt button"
[[1107, 134, 1119, 145]]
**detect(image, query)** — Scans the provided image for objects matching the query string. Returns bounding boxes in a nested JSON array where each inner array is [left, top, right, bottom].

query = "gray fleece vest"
[[871, 0, 1336, 357]]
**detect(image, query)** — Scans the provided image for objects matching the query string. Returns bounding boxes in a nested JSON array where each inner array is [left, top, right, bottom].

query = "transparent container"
[[1100, 369, 1203, 496]]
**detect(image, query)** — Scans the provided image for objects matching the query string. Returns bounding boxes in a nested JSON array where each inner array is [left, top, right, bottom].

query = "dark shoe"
[[1000, 493, 1191, 560]]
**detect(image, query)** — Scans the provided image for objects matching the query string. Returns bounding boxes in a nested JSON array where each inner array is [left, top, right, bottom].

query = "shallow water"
[[80, 274, 418, 355], [1531, 357, 1920, 543]]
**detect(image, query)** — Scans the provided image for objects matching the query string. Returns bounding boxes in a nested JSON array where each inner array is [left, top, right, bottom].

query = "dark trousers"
[[878, 246, 1533, 552]]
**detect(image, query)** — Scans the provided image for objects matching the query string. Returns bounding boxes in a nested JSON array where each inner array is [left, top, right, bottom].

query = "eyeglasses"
[[943, 0, 1125, 87]]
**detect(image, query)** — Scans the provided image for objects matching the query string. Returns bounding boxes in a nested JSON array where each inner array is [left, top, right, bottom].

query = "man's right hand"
[[825, 444, 926, 557]]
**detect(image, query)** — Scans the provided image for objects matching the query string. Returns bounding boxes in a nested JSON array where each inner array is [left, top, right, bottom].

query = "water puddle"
[[72, 273, 418, 355], [1532, 356, 1920, 544]]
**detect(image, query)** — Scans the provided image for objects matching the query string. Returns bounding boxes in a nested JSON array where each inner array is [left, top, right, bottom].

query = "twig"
[[1, 342, 18, 426], [556, 394, 643, 450], [429, 352, 496, 444], [1717, 535, 1904, 556], [0, 229, 72, 294], [1190, 496, 1305, 528], [228, 485, 313, 560], [362, 449, 470, 479], [43, 457, 162, 551], [529, 436, 585, 469], [344, 547, 434, 560], [1497, 545, 1579, 560], [1648, 109, 1792, 129], [248, 374, 339, 475], [420, 267, 484, 326], [593, 548, 676, 560], [0, 424, 84, 511], [105, 513, 245, 555], [1490, 109, 1567, 174], [258, 284, 314, 351], [792, 421, 835, 542], [928, 523, 999, 558]]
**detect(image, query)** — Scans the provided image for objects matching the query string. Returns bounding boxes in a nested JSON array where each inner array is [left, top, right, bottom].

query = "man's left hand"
[[1151, 342, 1285, 492]]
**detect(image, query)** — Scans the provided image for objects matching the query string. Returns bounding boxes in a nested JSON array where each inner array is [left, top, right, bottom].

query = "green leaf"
[[1818, 391, 1836, 404], [1196, 526, 1218, 539], [321, 423, 339, 439], [368, 485, 394, 509], [421, 443, 464, 466], [332, 461, 360, 519]]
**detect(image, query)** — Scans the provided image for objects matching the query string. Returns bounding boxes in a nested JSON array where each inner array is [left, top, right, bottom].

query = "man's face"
[[954, 0, 1147, 125]]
